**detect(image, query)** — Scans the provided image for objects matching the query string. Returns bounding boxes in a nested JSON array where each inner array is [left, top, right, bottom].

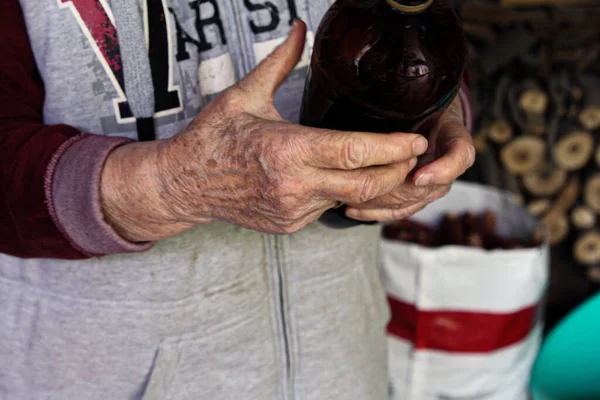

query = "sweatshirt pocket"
[[137, 309, 281, 400]]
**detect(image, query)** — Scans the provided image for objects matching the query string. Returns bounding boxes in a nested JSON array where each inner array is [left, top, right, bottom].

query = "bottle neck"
[[385, 0, 434, 14]]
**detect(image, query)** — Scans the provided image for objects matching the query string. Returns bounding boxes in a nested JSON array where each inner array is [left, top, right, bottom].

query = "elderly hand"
[[344, 95, 476, 222], [100, 20, 426, 242]]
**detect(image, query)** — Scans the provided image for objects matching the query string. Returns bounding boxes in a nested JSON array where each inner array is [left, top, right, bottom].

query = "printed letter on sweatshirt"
[[58, 0, 181, 122], [244, 0, 280, 34]]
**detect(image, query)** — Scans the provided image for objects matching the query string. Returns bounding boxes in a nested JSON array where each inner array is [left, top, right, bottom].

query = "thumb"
[[239, 20, 307, 99]]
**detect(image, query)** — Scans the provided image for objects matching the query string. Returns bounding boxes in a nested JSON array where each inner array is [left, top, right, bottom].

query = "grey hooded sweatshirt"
[[1, 0, 469, 399]]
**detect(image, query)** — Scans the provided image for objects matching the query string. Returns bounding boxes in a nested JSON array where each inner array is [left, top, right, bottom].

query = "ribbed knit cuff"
[[45, 134, 153, 257]]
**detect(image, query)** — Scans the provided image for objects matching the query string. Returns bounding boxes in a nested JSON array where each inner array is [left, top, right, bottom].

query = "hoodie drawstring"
[[112, 0, 157, 141]]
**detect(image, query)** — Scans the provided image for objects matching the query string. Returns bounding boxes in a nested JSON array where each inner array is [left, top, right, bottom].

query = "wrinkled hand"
[[101, 21, 427, 241], [344, 96, 476, 222]]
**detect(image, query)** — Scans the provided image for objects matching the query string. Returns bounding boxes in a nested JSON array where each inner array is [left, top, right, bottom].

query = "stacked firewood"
[[384, 211, 544, 249], [455, 0, 600, 285]]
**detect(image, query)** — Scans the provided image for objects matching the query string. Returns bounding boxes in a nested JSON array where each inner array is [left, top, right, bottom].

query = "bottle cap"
[[386, 0, 434, 13]]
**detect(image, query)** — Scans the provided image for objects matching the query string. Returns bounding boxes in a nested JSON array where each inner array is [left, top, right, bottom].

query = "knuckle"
[[450, 138, 476, 171], [341, 135, 368, 169], [388, 208, 409, 221], [356, 173, 380, 203]]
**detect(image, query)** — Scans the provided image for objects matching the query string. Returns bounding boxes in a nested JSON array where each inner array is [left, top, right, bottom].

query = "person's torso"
[[0, 2, 391, 399]]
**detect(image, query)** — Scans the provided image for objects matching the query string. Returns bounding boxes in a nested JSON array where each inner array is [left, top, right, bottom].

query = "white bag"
[[382, 182, 549, 400]]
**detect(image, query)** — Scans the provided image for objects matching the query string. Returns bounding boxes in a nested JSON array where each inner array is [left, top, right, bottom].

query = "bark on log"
[[544, 212, 570, 245], [527, 198, 552, 217], [546, 176, 581, 216], [543, 177, 581, 245]]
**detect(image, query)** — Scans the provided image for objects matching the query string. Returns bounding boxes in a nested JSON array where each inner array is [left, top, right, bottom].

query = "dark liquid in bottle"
[[299, 0, 466, 229]]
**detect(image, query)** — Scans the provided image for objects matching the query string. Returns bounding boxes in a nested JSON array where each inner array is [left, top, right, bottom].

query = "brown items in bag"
[[383, 210, 540, 250]]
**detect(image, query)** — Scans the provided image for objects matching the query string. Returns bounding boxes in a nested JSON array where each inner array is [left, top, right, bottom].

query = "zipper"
[[271, 235, 293, 400]]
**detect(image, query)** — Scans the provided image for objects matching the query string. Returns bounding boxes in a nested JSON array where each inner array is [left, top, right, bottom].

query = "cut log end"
[[553, 131, 594, 171], [519, 89, 548, 114], [523, 166, 567, 196], [500, 136, 546, 175], [584, 174, 600, 213], [579, 106, 600, 131], [571, 206, 597, 230], [487, 120, 514, 144], [574, 231, 600, 266]]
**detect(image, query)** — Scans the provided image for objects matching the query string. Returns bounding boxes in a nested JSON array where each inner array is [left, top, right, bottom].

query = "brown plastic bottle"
[[299, 0, 467, 229]]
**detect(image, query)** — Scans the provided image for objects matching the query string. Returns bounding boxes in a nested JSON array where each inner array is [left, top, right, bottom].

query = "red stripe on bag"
[[387, 296, 536, 353], [386, 298, 417, 342]]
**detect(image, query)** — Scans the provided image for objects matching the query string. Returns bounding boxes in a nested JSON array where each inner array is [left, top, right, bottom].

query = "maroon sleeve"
[[0, 0, 84, 259], [0, 0, 151, 259]]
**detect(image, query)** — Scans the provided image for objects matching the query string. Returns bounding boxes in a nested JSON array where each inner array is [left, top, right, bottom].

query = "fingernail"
[[409, 158, 418, 170], [412, 137, 428, 156], [415, 173, 433, 187], [290, 19, 302, 33]]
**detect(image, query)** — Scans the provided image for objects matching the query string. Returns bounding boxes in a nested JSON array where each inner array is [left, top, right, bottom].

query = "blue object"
[[531, 292, 600, 400]]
